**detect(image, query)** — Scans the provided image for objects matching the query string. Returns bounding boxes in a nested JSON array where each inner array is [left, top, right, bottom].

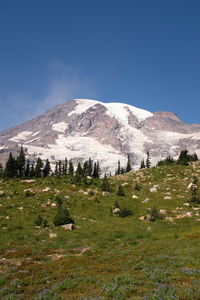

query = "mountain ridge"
[[0, 99, 200, 172]]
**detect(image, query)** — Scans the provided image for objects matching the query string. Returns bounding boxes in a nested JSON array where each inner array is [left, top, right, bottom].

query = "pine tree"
[[4, 153, 17, 178], [126, 155, 132, 172], [43, 159, 51, 177], [35, 157, 43, 178], [96, 161, 101, 178], [16, 146, 26, 177], [76, 162, 83, 176], [101, 174, 110, 192], [146, 151, 151, 168], [178, 149, 190, 165], [63, 158, 68, 175], [68, 160, 74, 176], [25, 159, 30, 177], [140, 159, 145, 169], [117, 160, 121, 175], [29, 163, 35, 177], [58, 160, 62, 175], [83, 160, 89, 176], [0, 163, 3, 177], [55, 162, 59, 175], [88, 157, 93, 177]]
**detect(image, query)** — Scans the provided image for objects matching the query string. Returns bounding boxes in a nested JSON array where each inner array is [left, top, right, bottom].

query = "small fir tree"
[[126, 155, 132, 172], [68, 160, 74, 176], [16, 146, 26, 177], [101, 174, 110, 192], [146, 150, 151, 168], [35, 157, 43, 178], [24, 159, 30, 177], [88, 157, 93, 177], [117, 185, 125, 196], [4, 153, 17, 178], [140, 159, 145, 169], [43, 159, 51, 177]]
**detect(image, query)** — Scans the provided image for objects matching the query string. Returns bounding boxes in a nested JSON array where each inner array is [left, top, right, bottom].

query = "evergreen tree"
[[140, 159, 145, 169], [126, 155, 132, 172], [83, 160, 89, 176], [177, 149, 190, 165], [63, 158, 68, 175], [88, 157, 93, 177], [76, 162, 83, 176], [0, 163, 3, 177], [96, 161, 101, 178], [117, 185, 125, 196], [117, 160, 121, 175], [43, 159, 51, 177], [35, 157, 43, 178], [25, 159, 30, 177], [68, 160, 74, 176], [58, 160, 62, 175], [4, 153, 17, 178], [29, 163, 35, 177], [93, 162, 98, 178], [120, 167, 125, 174], [146, 150, 151, 168], [54, 162, 59, 175], [16, 146, 26, 177], [101, 174, 110, 192]]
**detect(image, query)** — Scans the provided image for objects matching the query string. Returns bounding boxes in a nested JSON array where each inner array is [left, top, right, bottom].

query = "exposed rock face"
[[0, 98, 199, 173]]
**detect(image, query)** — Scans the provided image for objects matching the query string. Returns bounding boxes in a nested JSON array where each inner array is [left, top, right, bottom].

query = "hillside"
[[1, 162, 200, 299], [0, 99, 200, 172]]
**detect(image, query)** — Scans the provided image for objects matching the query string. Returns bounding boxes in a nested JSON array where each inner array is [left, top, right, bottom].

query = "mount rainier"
[[0, 98, 200, 173]]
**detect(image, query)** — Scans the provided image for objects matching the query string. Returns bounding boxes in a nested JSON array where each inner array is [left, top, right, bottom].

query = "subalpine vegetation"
[[0, 148, 200, 299]]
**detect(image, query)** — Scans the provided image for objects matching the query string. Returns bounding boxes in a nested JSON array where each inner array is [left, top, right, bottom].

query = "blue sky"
[[0, 0, 200, 130]]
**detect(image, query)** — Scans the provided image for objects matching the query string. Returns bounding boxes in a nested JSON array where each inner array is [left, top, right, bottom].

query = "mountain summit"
[[0, 99, 199, 172]]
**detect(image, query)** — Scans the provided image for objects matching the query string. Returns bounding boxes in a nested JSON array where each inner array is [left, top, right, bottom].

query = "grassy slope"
[[0, 162, 200, 299]]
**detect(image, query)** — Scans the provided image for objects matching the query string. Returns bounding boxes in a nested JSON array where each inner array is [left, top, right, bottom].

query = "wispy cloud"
[[35, 62, 95, 115], [0, 62, 96, 130]]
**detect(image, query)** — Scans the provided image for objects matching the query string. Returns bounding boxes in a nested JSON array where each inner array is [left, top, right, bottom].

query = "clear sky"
[[0, 0, 200, 130]]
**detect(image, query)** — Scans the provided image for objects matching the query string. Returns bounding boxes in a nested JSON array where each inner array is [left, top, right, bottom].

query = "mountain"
[[0, 98, 200, 172]]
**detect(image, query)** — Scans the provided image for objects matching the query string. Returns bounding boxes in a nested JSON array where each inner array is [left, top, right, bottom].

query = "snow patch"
[[68, 99, 101, 116], [9, 131, 33, 142], [52, 122, 68, 133]]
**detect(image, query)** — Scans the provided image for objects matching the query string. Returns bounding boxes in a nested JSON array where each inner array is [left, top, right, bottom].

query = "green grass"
[[0, 162, 200, 299]]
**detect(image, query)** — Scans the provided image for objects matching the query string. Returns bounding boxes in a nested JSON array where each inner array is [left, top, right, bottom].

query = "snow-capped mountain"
[[0, 99, 200, 173]]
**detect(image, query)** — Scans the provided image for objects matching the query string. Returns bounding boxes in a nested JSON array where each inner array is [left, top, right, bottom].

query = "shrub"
[[34, 215, 48, 227], [117, 185, 125, 196], [134, 183, 141, 191], [119, 208, 133, 218], [149, 207, 163, 222], [53, 207, 74, 226]]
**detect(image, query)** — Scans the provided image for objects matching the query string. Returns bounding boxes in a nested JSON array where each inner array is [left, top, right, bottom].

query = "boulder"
[[24, 188, 35, 197], [42, 187, 51, 192], [62, 223, 74, 230], [21, 179, 36, 183], [112, 208, 121, 215], [149, 187, 157, 193], [49, 233, 57, 238], [0, 190, 5, 197], [132, 195, 138, 199]]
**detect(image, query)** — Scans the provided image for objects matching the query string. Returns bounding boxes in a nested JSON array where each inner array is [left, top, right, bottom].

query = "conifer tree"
[[58, 160, 62, 175], [126, 154, 132, 172], [29, 163, 35, 177], [101, 174, 110, 192], [83, 160, 89, 176], [43, 159, 51, 177], [35, 157, 43, 178], [146, 150, 151, 168], [25, 159, 30, 177], [117, 185, 125, 196], [117, 160, 121, 175], [88, 157, 93, 177], [16, 146, 26, 177], [63, 158, 68, 175], [76, 162, 83, 176], [4, 153, 17, 178], [140, 159, 145, 169], [96, 161, 101, 178], [68, 160, 74, 176], [177, 149, 190, 165], [0, 163, 3, 177]]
